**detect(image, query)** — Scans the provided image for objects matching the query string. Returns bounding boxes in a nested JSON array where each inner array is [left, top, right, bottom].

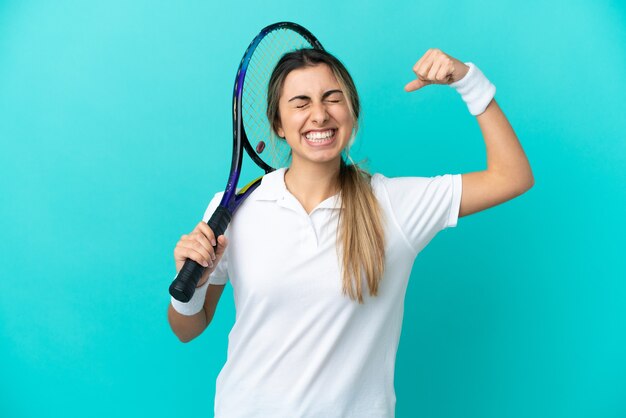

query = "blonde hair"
[[267, 48, 386, 303]]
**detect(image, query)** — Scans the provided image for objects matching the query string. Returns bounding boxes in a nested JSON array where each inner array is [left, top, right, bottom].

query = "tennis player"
[[168, 47, 534, 417]]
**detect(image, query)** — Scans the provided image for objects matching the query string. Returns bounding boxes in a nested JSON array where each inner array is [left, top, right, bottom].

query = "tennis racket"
[[169, 22, 324, 302]]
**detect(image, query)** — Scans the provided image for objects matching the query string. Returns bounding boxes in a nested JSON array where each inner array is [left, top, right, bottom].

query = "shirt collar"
[[251, 167, 343, 210]]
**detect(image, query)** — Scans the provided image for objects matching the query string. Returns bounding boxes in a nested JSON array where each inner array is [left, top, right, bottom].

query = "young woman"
[[168, 48, 533, 417]]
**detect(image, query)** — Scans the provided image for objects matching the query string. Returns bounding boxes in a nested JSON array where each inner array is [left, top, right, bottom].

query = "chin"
[[308, 153, 343, 165]]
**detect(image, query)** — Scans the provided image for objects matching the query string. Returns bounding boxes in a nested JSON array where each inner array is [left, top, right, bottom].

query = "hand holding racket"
[[169, 22, 325, 302], [173, 222, 229, 289]]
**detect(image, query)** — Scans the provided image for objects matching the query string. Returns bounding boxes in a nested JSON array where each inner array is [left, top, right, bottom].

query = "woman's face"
[[276, 64, 354, 168]]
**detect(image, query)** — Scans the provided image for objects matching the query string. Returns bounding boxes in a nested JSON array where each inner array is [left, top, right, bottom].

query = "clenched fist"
[[404, 48, 470, 92]]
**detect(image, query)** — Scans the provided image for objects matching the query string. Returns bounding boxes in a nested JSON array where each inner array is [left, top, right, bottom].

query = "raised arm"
[[458, 98, 534, 217], [405, 48, 534, 218]]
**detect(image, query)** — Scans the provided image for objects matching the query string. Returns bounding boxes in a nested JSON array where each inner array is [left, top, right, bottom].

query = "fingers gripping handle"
[[168, 206, 232, 303]]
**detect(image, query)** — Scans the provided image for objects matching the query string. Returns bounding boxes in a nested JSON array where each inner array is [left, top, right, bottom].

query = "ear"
[[277, 125, 284, 138]]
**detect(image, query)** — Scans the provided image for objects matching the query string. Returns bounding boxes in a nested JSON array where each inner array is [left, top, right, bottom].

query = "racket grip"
[[168, 206, 232, 303], [207, 205, 232, 240], [169, 258, 206, 303]]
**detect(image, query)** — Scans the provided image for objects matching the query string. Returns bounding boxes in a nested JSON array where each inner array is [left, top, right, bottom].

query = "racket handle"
[[207, 205, 232, 240], [169, 258, 206, 303], [168, 206, 232, 303]]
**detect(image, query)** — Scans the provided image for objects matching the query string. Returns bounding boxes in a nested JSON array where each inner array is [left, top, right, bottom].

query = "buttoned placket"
[[275, 193, 340, 251], [252, 168, 342, 252]]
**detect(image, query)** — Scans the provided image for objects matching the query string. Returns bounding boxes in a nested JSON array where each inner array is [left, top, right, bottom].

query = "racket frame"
[[221, 21, 324, 212], [169, 22, 324, 302]]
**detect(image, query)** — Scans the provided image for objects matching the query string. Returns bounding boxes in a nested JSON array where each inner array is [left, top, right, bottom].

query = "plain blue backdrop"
[[1, 1, 625, 417]]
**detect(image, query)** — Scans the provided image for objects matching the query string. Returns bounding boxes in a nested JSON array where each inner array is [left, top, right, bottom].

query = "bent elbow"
[[167, 305, 207, 344], [170, 326, 203, 344], [176, 333, 196, 344], [524, 173, 535, 193], [515, 171, 535, 195], [520, 179, 534, 194], [515, 181, 534, 197]]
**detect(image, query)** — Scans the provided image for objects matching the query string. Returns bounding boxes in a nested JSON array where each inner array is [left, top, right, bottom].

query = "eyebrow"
[[288, 89, 344, 102]]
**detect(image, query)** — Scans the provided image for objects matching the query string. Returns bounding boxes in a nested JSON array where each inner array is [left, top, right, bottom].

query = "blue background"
[[1, 1, 625, 417]]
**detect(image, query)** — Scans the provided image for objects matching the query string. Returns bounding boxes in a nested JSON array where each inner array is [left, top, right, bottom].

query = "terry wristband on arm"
[[170, 278, 209, 316], [449, 62, 496, 116]]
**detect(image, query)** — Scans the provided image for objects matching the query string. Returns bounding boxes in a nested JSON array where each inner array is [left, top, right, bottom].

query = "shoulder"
[[369, 172, 461, 208], [202, 191, 226, 223], [371, 172, 457, 186]]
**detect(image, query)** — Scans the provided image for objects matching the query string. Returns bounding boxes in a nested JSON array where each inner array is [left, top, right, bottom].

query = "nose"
[[310, 101, 329, 124]]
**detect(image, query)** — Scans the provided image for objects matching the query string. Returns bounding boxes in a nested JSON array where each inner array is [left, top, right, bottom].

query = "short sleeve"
[[375, 174, 462, 254], [202, 192, 229, 285]]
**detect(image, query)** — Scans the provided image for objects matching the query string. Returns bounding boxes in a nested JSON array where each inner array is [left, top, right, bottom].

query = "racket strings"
[[242, 28, 316, 168]]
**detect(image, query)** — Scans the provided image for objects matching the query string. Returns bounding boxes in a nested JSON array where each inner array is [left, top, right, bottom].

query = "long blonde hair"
[[267, 48, 385, 303]]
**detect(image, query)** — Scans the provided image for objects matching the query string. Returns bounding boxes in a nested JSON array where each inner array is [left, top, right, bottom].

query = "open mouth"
[[302, 129, 337, 147]]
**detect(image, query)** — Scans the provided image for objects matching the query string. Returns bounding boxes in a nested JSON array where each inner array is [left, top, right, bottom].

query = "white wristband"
[[170, 277, 210, 316], [449, 62, 496, 116]]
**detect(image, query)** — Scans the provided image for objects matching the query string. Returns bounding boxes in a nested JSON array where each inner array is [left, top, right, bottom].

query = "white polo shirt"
[[175, 167, 462, 418]]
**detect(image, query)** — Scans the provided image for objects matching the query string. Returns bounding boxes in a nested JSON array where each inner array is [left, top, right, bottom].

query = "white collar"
[[251, 167, 343, 211]]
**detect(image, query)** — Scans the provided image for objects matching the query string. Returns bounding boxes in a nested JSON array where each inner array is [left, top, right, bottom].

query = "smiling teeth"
[[305, 129, 335, 140]]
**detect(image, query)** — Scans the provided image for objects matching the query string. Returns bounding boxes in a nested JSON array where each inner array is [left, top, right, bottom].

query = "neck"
[[284, 158, 341, 213]]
